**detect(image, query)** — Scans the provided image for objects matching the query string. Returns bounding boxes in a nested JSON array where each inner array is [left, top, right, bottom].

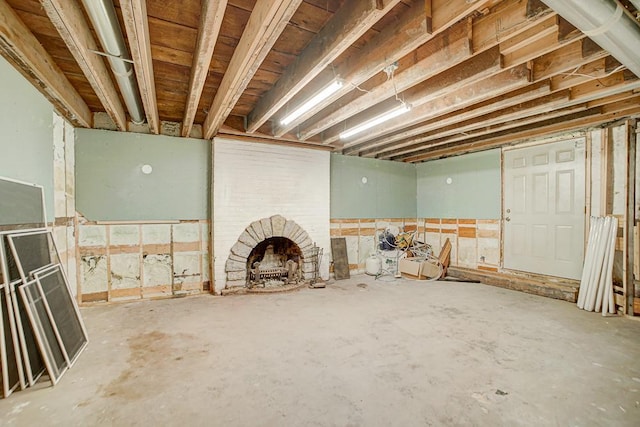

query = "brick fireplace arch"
[[224, 215, 315, 287]]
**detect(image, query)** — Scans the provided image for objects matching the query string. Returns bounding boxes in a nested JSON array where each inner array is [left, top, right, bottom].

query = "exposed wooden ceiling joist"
[[403, 97, 640, 163], [120, 0, 160, 134], [39, 0, 128, 130], [245, 0, 403, 134], [0, 0, 91, 127], [203, 0, 305, 139], [1, 0, 638, 161], [301, 0, 556, 142], [272, 0, 494, 138], [181, 0, 227, 138]]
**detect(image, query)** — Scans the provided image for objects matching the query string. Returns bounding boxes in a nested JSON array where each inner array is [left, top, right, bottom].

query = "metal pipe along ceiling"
[[81, 0, 145, 124], [541, 0, 640, 79]]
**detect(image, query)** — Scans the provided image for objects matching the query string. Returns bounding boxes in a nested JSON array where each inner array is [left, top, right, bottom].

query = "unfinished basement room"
[[1, 0, 640, 425]]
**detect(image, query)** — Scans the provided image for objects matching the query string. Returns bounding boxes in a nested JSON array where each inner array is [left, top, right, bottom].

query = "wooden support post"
[[601, 127, 614, 216], [625, 119, 637, 315]]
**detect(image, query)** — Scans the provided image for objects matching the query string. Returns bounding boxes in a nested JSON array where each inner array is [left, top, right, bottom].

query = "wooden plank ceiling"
[[2, 0, 640, 162]]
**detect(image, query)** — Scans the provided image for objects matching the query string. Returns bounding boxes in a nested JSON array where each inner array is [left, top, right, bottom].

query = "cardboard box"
[[399, 257, 422, 278], [399, 257, 441, 280]]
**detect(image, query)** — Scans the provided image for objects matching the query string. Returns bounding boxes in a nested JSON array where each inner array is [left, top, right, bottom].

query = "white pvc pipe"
[[595, 218, 614, 312], [580, 217, 605, 309], [577, 218, 598, 308], [541, 0, 640, 78], [81, 0, 145, 124], [585, 218, 609, 311]]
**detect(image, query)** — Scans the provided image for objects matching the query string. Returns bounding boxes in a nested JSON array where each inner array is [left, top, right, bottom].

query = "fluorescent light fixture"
[[339, 103, 411, 140], [280, 79, 343, 126]]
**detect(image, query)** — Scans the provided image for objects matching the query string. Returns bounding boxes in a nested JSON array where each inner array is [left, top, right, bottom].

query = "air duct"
[[541, 0, 640, 79], [81, 0, 145, 124]]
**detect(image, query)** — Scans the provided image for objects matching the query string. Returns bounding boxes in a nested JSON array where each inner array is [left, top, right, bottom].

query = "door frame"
[[500, 131, 589, 277]]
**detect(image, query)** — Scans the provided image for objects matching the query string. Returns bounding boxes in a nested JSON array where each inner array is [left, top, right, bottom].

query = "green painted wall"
[[330, 154, 416, 218], [0, 57, 55, 221], [75, 129, 210, 220], [416, 149, 501, 219]]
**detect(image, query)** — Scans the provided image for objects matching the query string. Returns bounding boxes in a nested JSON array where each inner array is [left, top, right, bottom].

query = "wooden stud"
[[120, 0, 160, 134], [181, 0, 228, 137], [39, 0, 127, 130], [203, 0, 304, 139], [0, 0, 91, 128], [625, 119, 636, 314], [246, 0, 402, 133]]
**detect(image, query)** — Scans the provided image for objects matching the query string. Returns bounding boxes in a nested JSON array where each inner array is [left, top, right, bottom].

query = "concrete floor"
[[1, 276, 640, 426]]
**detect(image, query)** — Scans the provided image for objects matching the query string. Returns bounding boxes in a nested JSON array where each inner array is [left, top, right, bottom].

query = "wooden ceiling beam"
[[300, 0, 554, 142], [373, 90, 573, 158], [498, 13, 558, 55], [181, 0, 227, 138], [533, 38, 606, 82], [342, 25, 607, 155], [403, 99, 640, 163], [0, 0, 91, 127], [272, 0, 494, 137], [325, 46, 503, 146], [339, 62, 530, 149], [368, 69, 640, 159], [343, 81, 553, 155], [472, 0, 554, 53], [297, 19, 473, 141], [39, 0, 127, 130], [203, 0, 304, 140], [245, 0, 403, 134], [120, 0, 159, 134], [389, 103, 590, 160], [569, 70, 640, 103]]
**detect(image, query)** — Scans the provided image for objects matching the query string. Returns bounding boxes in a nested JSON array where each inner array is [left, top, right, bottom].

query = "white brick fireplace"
[[212, 137, 330, 293]]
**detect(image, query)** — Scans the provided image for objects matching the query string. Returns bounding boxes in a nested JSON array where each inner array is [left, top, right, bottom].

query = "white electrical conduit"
[[541, 0, 640, 78], [81, 0, 145, 124]]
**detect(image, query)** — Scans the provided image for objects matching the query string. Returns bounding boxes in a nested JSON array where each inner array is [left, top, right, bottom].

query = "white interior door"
[[503, 138, 586, 279]]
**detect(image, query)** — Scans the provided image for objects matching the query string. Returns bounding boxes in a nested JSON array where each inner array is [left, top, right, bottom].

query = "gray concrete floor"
[[1, 275, 640, 426]]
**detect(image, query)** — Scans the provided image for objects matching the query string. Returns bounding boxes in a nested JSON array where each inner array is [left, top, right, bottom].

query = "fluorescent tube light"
[[339, 104, 411, 140], [280, 80, 344, 126]]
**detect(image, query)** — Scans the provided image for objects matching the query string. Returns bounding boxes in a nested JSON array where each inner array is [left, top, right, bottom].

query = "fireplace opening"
[[246, 237, 303, 288]]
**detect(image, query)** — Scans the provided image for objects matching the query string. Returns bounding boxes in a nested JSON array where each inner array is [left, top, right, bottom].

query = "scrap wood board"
[[330, 238, 350, 280]]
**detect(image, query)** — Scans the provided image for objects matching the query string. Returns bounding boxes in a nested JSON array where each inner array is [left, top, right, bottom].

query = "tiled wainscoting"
[[76, 219, 210, 303], [329, 218, 500, 274]]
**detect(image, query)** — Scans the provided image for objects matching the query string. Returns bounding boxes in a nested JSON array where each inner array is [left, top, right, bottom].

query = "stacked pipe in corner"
[[577, 216, 618, 315]]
